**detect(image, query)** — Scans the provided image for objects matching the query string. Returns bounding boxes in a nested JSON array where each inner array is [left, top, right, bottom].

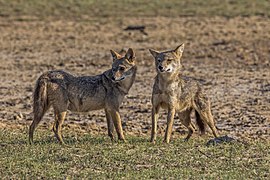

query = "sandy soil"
[[0, 16, 269, 141]]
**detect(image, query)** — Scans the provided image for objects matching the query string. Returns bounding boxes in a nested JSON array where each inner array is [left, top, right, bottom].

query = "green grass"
[[0, 0, 270, 19], [0, 128, 269, 179]]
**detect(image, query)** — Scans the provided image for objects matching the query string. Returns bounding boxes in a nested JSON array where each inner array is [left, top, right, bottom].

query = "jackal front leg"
[[164, 108, 176, 143], [109, 110, 125, 142], [151, 105, 160, 143], [105, 109, 114, 141]]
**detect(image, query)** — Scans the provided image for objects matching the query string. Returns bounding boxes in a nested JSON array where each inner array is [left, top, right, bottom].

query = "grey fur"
[[29, 48, 137, 144]]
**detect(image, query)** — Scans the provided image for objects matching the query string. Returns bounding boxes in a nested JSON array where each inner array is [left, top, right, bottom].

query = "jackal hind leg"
[[195, 98, 218, 138], [105, 109, 115, 141], [202, 109, 218, 138], [179, 109, 195, 141], [52, 93, 68, 144], [53, 111, 67, 144]]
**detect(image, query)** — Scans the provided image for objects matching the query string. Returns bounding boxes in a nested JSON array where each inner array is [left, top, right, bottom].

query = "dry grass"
[[0, 128, 269, 179]]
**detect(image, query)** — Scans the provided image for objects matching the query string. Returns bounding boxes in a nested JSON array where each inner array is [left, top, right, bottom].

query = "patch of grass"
[[0, 0, 270, 19], [0, 128, 269, 179]]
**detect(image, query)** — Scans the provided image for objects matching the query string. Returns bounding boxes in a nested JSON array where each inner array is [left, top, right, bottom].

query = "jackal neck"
[[103, 66, 137, 95], [158, 71, 180, 84]]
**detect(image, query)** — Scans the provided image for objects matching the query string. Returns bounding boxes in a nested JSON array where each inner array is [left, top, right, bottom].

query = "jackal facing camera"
[[149, 44, 218, 143]]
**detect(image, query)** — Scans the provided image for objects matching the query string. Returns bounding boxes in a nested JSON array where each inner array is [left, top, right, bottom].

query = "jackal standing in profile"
[[149, 44, 218, 143], [29, 48, 137, 144]]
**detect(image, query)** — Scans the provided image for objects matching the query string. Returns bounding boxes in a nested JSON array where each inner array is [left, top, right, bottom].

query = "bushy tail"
[[195, 110, 206, 134], [33, 77, 49, 116], [29, 76, 49, 144]]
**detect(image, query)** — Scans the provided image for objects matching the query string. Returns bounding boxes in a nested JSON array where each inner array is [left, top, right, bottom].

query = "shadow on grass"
[[1, 128, 241, 147], [0, 136, 56, 147], [126, 136, 150, 144], [34, 134, 129, 146], [0, 132, 152, 148]]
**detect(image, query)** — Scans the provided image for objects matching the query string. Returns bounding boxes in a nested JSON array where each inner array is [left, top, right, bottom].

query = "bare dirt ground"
[[0, 16, 269, 141]]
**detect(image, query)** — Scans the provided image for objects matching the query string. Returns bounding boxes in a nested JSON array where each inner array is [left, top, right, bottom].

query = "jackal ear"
[[125, 48, 135, 63], [110, 50, 122, 61], [149, 49, 159, 58], [174, 43, 185, 57]]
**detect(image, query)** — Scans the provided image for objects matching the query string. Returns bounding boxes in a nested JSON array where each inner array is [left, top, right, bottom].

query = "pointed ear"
[[125, 48, 135, 63], [110, 50, 122, 61], [174, 43, 184, 57], [149, 49, 159, 58]]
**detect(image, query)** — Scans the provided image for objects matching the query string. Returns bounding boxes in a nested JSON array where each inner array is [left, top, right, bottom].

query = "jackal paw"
[[163, 140, 170, 144], [109, 135, 115, 141], [150, 139, 156, 144], [118, 138, 126, 143]]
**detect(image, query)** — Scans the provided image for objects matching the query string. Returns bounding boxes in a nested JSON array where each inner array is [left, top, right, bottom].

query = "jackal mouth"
[[158, 69, 165, 73], [112, 76, 125, 82]]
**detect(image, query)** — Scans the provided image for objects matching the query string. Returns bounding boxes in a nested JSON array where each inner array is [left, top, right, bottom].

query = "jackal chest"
[[156, 93, 190, 112], [154, 84, 191, 111]]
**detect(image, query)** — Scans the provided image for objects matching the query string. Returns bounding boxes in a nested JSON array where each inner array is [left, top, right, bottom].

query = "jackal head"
[[110, 48, 136, 82], [149, 44, 184, 74]]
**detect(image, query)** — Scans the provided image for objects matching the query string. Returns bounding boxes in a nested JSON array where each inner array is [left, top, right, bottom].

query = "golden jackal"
[[149, 44, 218, 143], [29, 48, 137, 144]]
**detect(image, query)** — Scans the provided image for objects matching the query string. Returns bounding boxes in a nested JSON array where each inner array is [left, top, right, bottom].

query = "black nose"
[[158, 66, 164, 71], [112, 77, 115, 81]]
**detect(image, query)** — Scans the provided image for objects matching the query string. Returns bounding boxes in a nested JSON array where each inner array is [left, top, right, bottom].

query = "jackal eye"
[[112, 67, 117, 72], [167, 59, 173, 63], [119, 66, 125, 71]]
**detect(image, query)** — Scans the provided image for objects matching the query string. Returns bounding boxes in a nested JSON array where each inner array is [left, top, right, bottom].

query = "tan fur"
[[29, 48, 137, 144], [149, 44, 218, 143]]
